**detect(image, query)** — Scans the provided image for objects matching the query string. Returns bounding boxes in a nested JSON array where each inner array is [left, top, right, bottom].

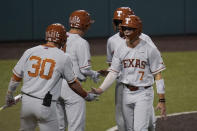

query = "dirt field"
[[0, 35, 197, 131]]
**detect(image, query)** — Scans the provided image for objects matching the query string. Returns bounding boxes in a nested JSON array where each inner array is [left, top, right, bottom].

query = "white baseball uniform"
[[13, 44, 76, 131], [109, 39, 165, 131], [57, 32, 92, 131], [106, 32, 157, 131]]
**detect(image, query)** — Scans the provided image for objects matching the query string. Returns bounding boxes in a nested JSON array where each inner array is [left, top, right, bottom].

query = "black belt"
[[21, 91, 56, 102], [124, 84, 151, 91]]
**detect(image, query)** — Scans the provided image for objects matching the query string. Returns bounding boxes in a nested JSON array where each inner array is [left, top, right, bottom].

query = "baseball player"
[[5, 23, 97, 131], [92, 15, 166, 131], [99, 7, 156, 131], [56, 10, 100, 131]]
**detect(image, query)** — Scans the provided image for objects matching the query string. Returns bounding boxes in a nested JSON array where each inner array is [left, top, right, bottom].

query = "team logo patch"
[[46, 31, 60, 42], [70, 16, 80, 24]]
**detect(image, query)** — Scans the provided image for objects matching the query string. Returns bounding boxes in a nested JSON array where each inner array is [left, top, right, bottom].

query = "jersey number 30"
[[28, 56, 56, 80]]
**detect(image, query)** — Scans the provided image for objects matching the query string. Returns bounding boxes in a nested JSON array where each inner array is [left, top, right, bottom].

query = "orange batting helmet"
[[121, 15, 142, 41], [69, 10, 94, 31], [113, 7, 134, 30], [45, 23, 67, 48]]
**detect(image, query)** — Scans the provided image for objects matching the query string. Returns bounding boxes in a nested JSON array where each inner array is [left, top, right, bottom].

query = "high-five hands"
[[85, 92, 99, 102], [91, 71, 100, 83], [97, 69, 109, 77], [91, 87, 103, 95]]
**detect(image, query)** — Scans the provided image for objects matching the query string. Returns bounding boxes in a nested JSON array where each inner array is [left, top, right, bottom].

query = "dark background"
[[0, 1, 197, 130], [0, 0, 197, 41]]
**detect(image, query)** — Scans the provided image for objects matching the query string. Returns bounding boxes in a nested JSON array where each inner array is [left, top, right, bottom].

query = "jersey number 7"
[[139, 71, 144, 80], [28, 56, 56, 80]]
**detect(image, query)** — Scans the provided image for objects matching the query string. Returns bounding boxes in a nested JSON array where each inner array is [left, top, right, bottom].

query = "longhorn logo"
[[70, 16, 80, 24]]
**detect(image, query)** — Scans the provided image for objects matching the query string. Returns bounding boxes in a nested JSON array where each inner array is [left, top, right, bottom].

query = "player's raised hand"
[[156, 102, 167, 120]]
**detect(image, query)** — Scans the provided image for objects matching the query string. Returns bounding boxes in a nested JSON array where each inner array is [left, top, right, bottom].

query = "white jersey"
[[66, 32, 91, 81], [107, 33, 156, 64], [109, 39, 166, 87], [106, 32, 125, 64], [13, 45, 76, 100]]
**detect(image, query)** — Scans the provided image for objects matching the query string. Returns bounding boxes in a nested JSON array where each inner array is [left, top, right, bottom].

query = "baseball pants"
[[20, 94, 59, 131], [148, 106, 156, 131], [122, 86, 154, 131], [115, 82, 126, 131], [57, 80, 86, 131]]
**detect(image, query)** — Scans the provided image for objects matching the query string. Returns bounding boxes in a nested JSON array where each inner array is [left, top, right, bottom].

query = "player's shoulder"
[[139, 33, 150, 40], [138, 39, 153, 51], [56, 52, 71, 65], [114, 43, 128, 56], [140, 39, 160, 56], [139, 33, 153, 44], [140, 33, 157, 48], [108, 33, 119, 40], [23, 45, 42, 54], [67, 32, 87, 44], [108, 33, 122, 42]]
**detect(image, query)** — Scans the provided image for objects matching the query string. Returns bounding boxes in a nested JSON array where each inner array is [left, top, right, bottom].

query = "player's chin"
[[125, 36, 130, 42]]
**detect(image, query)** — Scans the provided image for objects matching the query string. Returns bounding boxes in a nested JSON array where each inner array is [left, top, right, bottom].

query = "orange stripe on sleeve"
[[12, 73, 22, 82]]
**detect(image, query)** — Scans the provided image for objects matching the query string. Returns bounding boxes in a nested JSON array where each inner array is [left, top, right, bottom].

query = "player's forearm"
[[154, 72, 166, 100], [68, 79, 87, 98], [99, 71, 118, 92], [7, 74, 22, 93]]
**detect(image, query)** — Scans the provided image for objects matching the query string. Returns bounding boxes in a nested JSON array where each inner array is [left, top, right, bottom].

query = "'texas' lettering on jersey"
[[122, 59, 146, 69]]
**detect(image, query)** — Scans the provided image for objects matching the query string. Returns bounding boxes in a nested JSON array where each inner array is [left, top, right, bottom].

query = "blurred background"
[[0, 0, 197, 41], [0, 0, 197, 131]]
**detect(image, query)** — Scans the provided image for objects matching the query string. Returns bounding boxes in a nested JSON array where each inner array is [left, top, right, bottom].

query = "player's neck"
[[44, 42, 56, 47], [44, 42, 61, 48], [69, 28, 85, 37], [127, 38, 140, 48]]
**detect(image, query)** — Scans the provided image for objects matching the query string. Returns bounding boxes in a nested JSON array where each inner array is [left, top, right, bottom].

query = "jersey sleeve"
[[76, 40, 91, 69], [62, 55, 76, 83], [13, 49, 31, 78], [108, 48, 122, 73], [106, 39, 113, 63], [148, 47, 166, 75]]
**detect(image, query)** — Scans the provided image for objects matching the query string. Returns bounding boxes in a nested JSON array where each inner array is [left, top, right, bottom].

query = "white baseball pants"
[[20, 95, 59, 131], [122, 86, 154, 131]]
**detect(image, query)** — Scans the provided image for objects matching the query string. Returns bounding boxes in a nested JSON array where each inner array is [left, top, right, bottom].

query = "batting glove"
[[5, 91, 15, 107], [91, 71, 100, 83], [85, 93, 99, 102]]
